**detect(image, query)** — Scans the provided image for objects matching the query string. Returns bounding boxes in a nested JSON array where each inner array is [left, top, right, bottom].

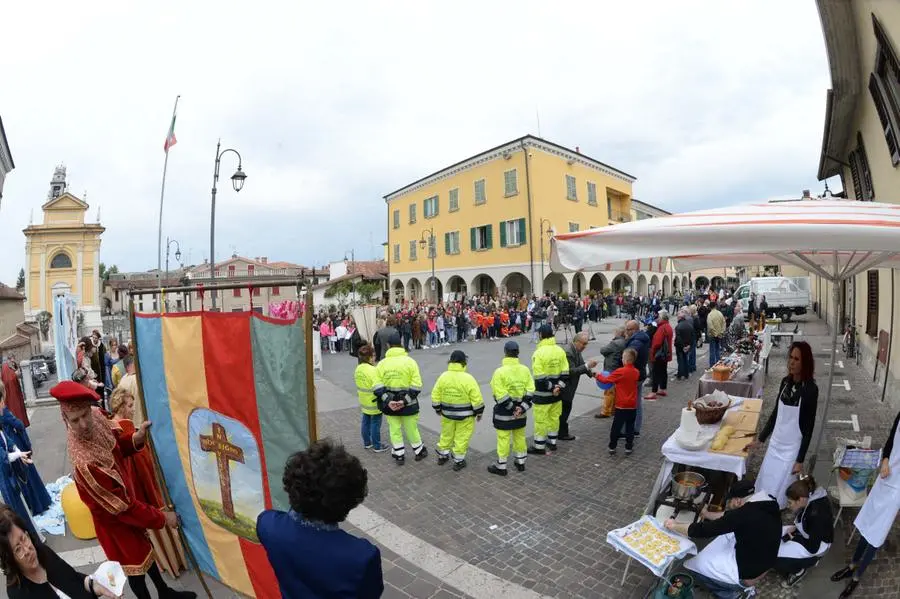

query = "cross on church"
[[199, 422, 245, 519]]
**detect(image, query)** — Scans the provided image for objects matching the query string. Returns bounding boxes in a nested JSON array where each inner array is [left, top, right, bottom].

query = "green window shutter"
[[445, 232, 451, 254], [470, 227, 477, 251], [518, 218, 527, 244], [486, 224, 493, 249], [499, 221, 507, 247], [435, 196, 439, 216]]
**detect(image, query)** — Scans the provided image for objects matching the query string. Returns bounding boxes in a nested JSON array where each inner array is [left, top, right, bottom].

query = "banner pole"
[[129, 303, 213, 599], [304, 291, 318, 442]]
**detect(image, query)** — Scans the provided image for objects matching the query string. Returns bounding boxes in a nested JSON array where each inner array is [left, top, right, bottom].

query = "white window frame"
[[568, 222, 580, 233], [474, 225, 490, 250], [474, 179, 486, 205], [587, 181, 597, 206], [566, 175, 577, 201], [449, 188, 460, 212], [502, 219, 523, 247], [424, 195, 439, 218], [409, 240, 417, 261], [409, 203, 417, 224], [504, 169, 518, 197], [447, 230, 460, 255]]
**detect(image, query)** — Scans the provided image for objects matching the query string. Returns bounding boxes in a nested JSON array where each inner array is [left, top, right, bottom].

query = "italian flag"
[[164, 114, 177, 153]]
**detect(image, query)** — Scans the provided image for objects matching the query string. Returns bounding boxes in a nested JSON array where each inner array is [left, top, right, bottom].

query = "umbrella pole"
[[810, 266, 841, 472]]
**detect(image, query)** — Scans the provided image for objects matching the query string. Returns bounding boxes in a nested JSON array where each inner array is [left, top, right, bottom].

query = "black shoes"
[[452, 460, 467, 472], [782, 568, 807, 588], [831, 567, 854, 582], [487, 464, 507, 476], [547, 443, 558, 451], [527, 447, 547, 456], [437, 455, 449, 466], [394, 456, 405, 466], [558, 435, 577, 441], [414, 447, 429, 461], [515, 462, 525, 472], [839, 580, 859, 598]]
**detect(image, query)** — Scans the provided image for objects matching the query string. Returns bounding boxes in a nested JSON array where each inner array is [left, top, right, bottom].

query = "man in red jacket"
[[645, 311, 673, 400]]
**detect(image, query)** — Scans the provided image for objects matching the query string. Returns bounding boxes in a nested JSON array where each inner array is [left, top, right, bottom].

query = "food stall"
[[611, 394, 763, 595]]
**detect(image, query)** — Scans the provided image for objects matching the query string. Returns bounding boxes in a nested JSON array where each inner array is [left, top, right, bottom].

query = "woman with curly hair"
[[257, 440, 383, 598]]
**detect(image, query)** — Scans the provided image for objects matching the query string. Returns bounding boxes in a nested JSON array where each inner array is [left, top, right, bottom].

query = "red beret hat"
[[50, 380, 100, 404]]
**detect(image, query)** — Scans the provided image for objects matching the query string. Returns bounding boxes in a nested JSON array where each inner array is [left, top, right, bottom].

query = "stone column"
[[39, 246, 47, 312], [93, 243, 100, 309], [76, 244, 84, 299], [24, 242, 31, 316]]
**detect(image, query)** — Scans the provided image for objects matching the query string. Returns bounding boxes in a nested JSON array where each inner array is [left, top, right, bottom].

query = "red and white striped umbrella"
[[550, 199, 900, 281]]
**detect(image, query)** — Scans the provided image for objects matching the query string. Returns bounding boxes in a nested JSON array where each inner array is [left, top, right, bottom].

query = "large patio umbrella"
[[550, 198, 900, 468]]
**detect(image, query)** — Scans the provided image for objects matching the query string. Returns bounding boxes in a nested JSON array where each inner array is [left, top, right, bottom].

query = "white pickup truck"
[[734, 276, 810, 322]]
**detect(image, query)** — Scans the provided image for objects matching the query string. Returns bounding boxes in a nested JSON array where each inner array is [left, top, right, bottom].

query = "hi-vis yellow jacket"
[[431, 363, 485, 421], [354, 362, 381, 416], [531, 338, 568, 404], [489, 357, 535, 430], [373, 347, 423, 416]]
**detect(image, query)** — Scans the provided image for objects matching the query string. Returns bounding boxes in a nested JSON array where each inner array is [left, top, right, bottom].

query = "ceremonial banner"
[[53, 294, 78, 380], [133, 311, 313, 598]]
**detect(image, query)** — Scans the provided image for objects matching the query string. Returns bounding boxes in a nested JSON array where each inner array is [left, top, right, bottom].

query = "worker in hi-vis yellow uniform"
[[431, 350, 484, 472], [488, 341, 535, 476], [528, 324, 568, 455]]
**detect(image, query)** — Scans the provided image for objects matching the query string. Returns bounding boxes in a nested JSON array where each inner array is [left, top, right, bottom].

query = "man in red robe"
[[1, 356, 29, 427], [51, 381, 195, 599]]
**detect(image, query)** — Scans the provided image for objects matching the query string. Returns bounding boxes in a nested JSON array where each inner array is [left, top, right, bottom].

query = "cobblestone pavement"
[[318, 315, 900, 599]]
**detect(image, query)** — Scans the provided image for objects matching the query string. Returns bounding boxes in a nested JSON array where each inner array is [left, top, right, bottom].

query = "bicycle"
[[842, 324, 859, 365]]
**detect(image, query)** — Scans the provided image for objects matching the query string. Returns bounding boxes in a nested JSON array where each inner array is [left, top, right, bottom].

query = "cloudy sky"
[[0, 0, 834, 285]]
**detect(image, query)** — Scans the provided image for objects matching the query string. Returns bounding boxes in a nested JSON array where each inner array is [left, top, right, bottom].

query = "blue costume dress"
[[0, 408, 52, 536]]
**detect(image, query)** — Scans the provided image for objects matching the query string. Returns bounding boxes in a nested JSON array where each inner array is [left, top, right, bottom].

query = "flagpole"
[[157, 95, 180, 289]]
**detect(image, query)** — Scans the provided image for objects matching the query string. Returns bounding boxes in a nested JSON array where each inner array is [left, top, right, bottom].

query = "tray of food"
[[708, 425, 754, 456], [606, 516, 697, 576]]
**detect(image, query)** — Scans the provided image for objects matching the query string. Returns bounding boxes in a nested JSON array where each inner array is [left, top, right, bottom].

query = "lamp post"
[[538, 218, 553, 296], [419, 227, 435, 303], [209, 140, 247, 310], [164, 238, 182, 312], [344, 249, 355, 304]]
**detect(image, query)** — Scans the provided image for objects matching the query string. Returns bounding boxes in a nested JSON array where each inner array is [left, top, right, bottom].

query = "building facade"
[[385, 135, 687, 301], [0, 116, 14, 209], [0, 285, 40, 361], [814, 0, 900, 406], [23, 166, 104, 333]]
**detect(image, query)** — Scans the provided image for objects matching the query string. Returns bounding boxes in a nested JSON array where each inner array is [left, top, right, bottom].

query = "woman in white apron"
[[748, 342, 818, 509], [830, 409, 900, 598], [775, 475, 833, 588]]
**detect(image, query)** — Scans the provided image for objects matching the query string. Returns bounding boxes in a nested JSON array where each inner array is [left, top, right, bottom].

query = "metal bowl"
[[672, 471, 706, 501]]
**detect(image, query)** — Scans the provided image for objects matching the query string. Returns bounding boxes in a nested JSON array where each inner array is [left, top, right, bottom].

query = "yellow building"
[[23, 166, 104, 333], [384, 135, 681, 301], [813, 0, 900, 407]]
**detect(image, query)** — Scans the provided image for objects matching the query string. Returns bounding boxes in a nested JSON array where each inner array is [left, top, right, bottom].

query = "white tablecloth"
[[660, 404, 750, 479]]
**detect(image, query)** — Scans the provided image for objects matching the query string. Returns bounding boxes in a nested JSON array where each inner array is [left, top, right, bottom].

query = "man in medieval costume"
[[51, 380, 195, 599]]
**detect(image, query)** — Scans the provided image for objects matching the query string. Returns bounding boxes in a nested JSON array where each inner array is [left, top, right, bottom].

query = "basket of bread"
[[692, 392, 731, 425]]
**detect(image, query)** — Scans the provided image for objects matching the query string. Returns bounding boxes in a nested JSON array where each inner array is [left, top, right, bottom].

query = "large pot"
[[671, 471, 706, 501]]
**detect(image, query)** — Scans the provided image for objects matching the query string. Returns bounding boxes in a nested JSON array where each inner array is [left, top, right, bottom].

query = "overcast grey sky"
[[0, 0, 833, 285]]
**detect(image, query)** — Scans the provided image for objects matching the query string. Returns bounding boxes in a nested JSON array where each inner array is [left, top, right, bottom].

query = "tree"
[[35, 310, 52, 342], [354, 281, 383, 304], [15, 268, 25, 291], [324, 280, 353, 309], [99, 263, 119, 281]]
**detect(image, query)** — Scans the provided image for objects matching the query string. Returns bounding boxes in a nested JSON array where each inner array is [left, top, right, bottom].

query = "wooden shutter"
[[486, 225, 493, 249], [445, 232, 451, 254], [434, 195, 439, 217], [857, 133, 876, 200], [869, 74, 900, 166], [499, 221, 507, 247], [518, 218, 527, 244], [866, 270, 879, 337], [470, 227, 477, 251], [848, 149, 863, 201]]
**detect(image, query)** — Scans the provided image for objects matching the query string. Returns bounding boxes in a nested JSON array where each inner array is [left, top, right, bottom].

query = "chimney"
[[261, 257, 267, 264], [575, 146, 580, 153], [802, 189, 811, 199], [204, 258, 209, 265]]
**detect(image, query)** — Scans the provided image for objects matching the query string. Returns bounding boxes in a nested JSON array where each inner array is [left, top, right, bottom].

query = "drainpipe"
[[882, 269, 895, 403], [522, 141, 536, 295]]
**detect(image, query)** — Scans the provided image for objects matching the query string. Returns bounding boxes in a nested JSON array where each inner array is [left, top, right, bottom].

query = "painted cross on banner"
[[199, 422, 245, 519]]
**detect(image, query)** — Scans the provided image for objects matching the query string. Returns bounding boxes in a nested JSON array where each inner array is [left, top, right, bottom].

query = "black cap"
[[449, 350, 467, 364], [726, 479, 756, 500], [504, 341, 519, 356], [539, 324, 555, 339], [386, 331, 402, 347]]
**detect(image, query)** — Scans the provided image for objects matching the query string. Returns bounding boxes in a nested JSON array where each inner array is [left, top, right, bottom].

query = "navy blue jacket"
[[258, 510, 383, 599], [625, 330, 651, 381]]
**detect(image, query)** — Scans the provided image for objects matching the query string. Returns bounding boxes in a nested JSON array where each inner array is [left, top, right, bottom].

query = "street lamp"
[[539, 218, 554, 295], [209, 140, 246, 309], [344, 249, 356, 303], [164, 238, 182, 312], [419, 227, 436, 303]]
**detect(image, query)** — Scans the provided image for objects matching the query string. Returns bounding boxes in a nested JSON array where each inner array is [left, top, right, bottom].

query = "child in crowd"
[[596, 348, 640, 456], [354, 344, 387, 452]]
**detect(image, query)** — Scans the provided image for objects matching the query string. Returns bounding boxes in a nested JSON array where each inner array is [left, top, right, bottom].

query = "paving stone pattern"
[[318, 315, 900, 599]]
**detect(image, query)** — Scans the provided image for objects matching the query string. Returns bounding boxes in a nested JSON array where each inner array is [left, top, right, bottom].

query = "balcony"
[[608, 209, 632, 223]]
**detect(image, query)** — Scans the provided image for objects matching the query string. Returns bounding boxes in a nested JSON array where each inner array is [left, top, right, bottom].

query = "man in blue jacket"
[[623, 320, 650, 436]]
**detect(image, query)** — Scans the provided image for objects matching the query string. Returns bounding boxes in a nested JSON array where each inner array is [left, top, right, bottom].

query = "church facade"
[[23, 166, 105, 334]]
